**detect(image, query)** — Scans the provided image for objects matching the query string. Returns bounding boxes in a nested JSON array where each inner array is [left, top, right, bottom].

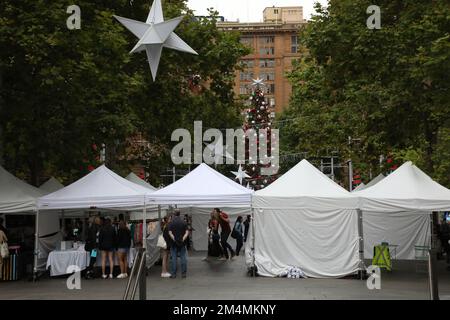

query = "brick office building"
[[217, 6, 306, 113]]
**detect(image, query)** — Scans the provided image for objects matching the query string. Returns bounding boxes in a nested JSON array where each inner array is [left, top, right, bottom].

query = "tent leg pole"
[[142, 200, 147, 249], [33, 209, 40, 282], [251, 207, 256, 278], [357, 209, 365, 280], [158, 205, 161, 223]]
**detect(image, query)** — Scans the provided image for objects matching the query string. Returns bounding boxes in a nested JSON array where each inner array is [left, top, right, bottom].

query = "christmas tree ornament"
[[114, 0, 198, 81], [231, 165, 250, 185]]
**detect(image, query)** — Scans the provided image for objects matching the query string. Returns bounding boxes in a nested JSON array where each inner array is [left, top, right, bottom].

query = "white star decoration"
[[251, 77, 266, 88], [231, 165, 251, 185], [114, 0, 198, 81]]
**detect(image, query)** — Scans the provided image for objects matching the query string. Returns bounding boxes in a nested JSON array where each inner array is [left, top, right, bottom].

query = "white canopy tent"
[[0, 167, 63, 272], [250, 159, 360, 278], [356, 162, 450, 260], [0, 165, 45, 213], [147, 163, 253, 207], [147, 164, 252, 253], [37, 165, 155, 278]]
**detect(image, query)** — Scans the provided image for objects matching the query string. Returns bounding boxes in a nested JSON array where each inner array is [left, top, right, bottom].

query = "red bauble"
[[88, 165, 95, 172]]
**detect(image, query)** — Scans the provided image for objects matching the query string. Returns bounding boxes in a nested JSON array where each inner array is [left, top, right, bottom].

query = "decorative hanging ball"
[[252, 181, 257, 185], [251, 121, 255, 124], [264, 179, 268, 184], [260, 185, 265, 188], [252, 166, 256, 171]]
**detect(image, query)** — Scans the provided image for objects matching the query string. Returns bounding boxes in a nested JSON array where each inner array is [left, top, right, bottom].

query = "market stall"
[[249, 159, 360, 278], [356, 162, 450, 260], [37, 165, 155, 278]]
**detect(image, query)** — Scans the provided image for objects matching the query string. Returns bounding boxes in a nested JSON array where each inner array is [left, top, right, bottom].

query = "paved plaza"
[[0, 252, 449, 300]]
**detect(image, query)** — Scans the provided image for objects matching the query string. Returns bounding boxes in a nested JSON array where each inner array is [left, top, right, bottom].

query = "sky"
[[186, 0, 329, 22]]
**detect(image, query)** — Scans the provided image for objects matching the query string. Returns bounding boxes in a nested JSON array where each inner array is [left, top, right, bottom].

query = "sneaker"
[[218, 257, 227, 261], [182, 273, 187, 278], [161, 273, 171, 278], [230, 251, 236, 259], [109, 274, 113, 279], [123, 273, 128, 278], [117, 273, 124, 279], [102, 274, 107, 279], [170, 274, 176, 279]]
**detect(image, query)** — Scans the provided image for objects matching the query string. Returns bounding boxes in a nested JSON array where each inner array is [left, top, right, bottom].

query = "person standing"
[[161, 216, 172, 278], [116, 220, 131, 279], [243, 215, 251, 242], [99, 218, 117, 279], [439, 217, 450, 269], [204, 211, 222, 261], [168, 209, 189, 278], [214, 208, 235, 260], [0, 218, 8, 272], [234, 216, 244, 256], [85, 216, 101, 279]]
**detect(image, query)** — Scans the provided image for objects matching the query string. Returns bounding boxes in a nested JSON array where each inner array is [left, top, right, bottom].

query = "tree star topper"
[[114, 0, 198, 81]]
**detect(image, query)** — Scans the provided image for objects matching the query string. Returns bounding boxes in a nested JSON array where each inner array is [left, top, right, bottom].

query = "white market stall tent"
[[147, 163, 253, 252], [249, 159, 360, 278], [356, 162, 450, 260], [147, 163, 253, 208], [0, 167, 62, 272], [37, 165, 156, 277]]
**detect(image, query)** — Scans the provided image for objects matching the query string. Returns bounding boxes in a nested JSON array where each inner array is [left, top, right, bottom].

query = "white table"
[[46, 249, 90, 276], [46, 247, 136, 277]]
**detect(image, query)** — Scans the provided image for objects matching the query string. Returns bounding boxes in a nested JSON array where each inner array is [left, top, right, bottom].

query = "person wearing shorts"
[[99, 218, 117, 279], [116, 220, 131, 279]]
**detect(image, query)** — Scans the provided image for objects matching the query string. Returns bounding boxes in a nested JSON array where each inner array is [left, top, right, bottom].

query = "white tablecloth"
[[46, 249, 90, 276], [46, 247, 136, 276]]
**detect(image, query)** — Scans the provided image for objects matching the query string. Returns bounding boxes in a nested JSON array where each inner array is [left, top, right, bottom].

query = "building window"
[[240, 37, 253, 48], [259, 47, 275, 55], [274, 9, 279, 14], [239, 85, 249, 95], [259, 72, 275, 81], [291, 35, 299, 53], [264, 84, 275, 94], [241, 60, 254, 68], [264, 36, 275, 44], [240, 71, 254, 81], [259, 59, 275, 68]]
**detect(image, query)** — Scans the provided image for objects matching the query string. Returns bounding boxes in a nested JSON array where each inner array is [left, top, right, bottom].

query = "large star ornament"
[[231, 165, 251, 185], [114, 0, 198, 81]]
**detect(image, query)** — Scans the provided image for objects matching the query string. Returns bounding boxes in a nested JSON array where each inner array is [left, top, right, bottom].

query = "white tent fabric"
[[38, 165, 153, 210], [357, 162, 450, 212], [363, 211, 431, 260], [39, 177, 65, 194], [363, 174, 385, 190], [0, 165, 45, 213], [126, 172, 157, 191], [251, 160, 360, 278], [147, 163, 253, 207]]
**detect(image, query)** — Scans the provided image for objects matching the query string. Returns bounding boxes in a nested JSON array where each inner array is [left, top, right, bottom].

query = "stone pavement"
[[0, 251, 449, 300]]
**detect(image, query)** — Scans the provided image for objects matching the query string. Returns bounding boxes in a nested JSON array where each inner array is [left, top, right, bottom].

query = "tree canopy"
[[280, 0, 450, 187], [0, 0, 249, 185]]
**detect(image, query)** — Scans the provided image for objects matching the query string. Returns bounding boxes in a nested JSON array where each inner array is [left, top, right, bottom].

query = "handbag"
[[0, 241, 9, 258], [157, 234, 167, 249]]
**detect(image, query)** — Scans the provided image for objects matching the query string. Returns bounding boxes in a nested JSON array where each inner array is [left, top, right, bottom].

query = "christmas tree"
[[242, 78, 277, 190]]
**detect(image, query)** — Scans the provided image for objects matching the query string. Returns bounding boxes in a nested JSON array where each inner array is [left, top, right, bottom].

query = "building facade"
[[217, 6, 305, 113]]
